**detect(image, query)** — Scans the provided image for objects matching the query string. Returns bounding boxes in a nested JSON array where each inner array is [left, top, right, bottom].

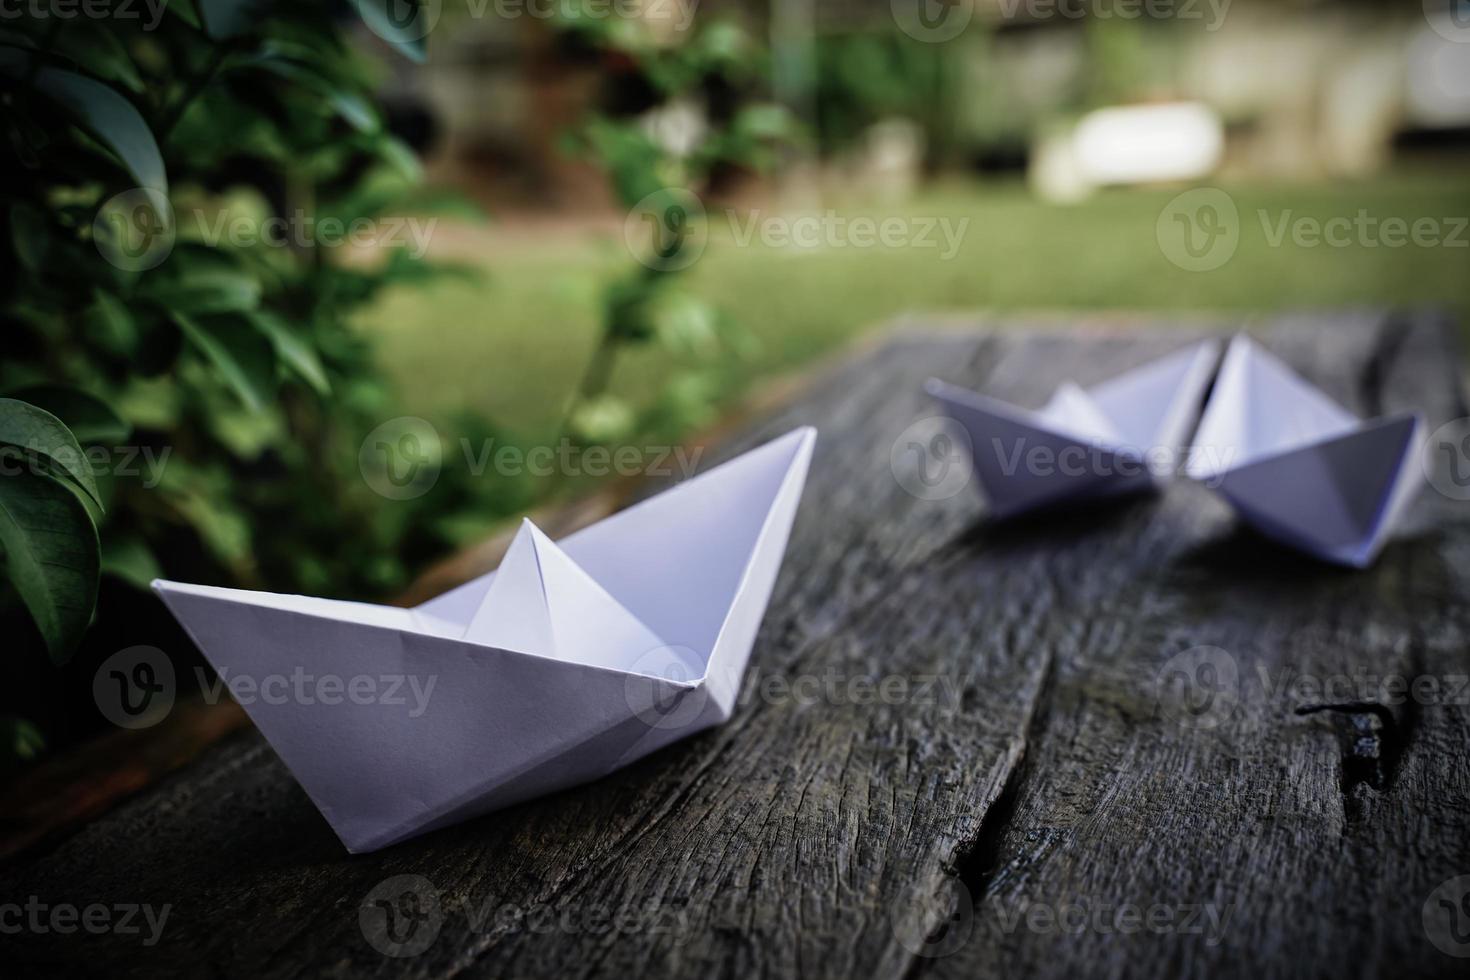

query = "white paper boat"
[[153, 427, 816, 853], [1186, 335, 1422, 567], [925, 340, 1219, 518]]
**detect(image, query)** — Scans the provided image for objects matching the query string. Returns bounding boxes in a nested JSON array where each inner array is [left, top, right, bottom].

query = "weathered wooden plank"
[[0, 313, 1462, 980], [925, 311, 1470, 980]]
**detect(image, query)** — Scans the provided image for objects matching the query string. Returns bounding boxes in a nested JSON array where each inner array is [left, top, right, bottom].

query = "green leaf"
[[352, 0, 431, 63], [0, 715, 46, 770], [84, 289, 139, 356], [52, 21, 145, 92], [175, 314, 276, 412], [198, 0, 271, 39], [246, 311, 330, 395], [146, 270, 262, 315], [569, 395, 635, 444], [232, 56, 380, 132], [168, 0, 203, 29], [0, 49, 166, 193], [374, 135, 423, 181], [9, 202, 49, 274], [0, 399, 104, 511], [5, 385, 131, 445], [0, 468, 100, 663], [100, 534, 162, 590]]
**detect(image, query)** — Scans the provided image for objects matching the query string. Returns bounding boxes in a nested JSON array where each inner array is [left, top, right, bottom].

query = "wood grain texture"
[[1, 313, 1465, 980]]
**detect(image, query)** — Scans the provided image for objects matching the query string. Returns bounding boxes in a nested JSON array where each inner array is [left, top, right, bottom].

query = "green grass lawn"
[[360, 173, 1470, 437]]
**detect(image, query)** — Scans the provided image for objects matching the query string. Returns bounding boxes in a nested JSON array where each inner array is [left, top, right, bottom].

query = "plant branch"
[[158, 41, 230, 146]]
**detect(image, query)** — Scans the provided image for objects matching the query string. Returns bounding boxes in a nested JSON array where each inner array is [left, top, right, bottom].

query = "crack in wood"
[[898, 649, 1060, 980]]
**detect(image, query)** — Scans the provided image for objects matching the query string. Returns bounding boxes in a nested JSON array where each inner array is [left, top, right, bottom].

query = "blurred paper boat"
[[153, 427, 816, 853], [925, 340, 1218, 518], [1186, 335, 1422, 567]]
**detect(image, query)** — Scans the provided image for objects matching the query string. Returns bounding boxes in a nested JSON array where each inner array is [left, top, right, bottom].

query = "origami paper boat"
[[153, 427, 816, 853], [1186, 335, 1422, 567], [925, 340, 1218, 518]]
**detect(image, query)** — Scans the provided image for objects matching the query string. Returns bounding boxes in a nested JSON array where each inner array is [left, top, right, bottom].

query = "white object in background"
[[926, 341, 1219, 519], [1406, 20, 1470, 128], [1072, 102, 1225, 187], [1186, 336, 1423, 568], [153, 427, 816, 853]]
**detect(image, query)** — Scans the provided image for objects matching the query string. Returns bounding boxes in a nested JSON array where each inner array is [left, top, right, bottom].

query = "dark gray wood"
[[2, 313, 1466, 980]]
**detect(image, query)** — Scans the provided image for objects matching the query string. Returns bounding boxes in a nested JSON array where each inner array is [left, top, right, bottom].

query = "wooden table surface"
[[3, 312, 1468, 979]]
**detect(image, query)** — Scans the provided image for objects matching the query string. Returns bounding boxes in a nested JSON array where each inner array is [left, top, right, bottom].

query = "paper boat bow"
[[1186, 336, 1422, 567], [926, 341, 1218, 518], [153, 427, 816, 852]]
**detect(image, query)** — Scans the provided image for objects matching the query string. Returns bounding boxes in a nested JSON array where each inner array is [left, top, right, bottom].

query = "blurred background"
[[1, 0, 1468, 776]]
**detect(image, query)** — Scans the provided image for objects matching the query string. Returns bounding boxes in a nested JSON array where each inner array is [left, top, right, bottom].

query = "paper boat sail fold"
[[926, 340, 1219, 519], [153, 426, 816, 852], [1186, 335, 1423, 567]]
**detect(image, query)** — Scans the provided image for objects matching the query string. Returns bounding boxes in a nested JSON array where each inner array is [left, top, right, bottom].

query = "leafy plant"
[[554, 14, 799, 445], [1, 0, 481, 754]]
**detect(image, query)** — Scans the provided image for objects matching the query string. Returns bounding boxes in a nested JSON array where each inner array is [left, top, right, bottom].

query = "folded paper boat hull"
[[1188, 335, 1425, 567], [1210, 413, 1424, 568], [154, 427, 816, 852], [926, 341, 1218, 519]]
